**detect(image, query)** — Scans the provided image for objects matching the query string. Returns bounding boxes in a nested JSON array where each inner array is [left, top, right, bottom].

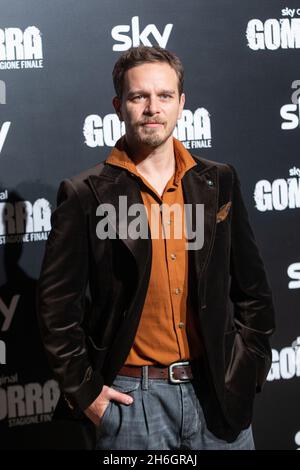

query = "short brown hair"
[[112, 46, 184, 98]]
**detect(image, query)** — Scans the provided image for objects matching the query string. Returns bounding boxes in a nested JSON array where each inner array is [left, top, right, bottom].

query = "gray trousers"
[[95, 369, 255, 450]]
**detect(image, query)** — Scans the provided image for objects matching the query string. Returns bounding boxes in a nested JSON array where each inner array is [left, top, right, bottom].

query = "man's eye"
[[132, 95, 144, 101], [160, 94, 172, 100]]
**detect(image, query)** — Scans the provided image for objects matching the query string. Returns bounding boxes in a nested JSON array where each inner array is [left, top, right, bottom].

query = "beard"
[[130, 119, 174, 148], [139, 128, 166, 147]]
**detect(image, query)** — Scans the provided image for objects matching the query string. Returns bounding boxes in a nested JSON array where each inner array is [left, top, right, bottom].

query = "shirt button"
[[170, 253, 176, 260], [175, 288, 181, 295], [167, 219, 171, 225], [179, 322, 184, 329]]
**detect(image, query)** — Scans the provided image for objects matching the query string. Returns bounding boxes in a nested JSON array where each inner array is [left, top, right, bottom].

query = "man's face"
[[113, 62, 185, 149]]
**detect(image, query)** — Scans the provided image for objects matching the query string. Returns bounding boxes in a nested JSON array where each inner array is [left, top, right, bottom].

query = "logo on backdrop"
[[0, 79, 6, 104], [280, 80, 300, 130], [267, 336, 300, 382], [0, 26, 43, 70], [295, 431, 300, 450], [0, 192, 51, 244], [0, 80, 11, 155], [0, 374, 59, 427], [254, 166, 300, 211], [0, 121, 10, 154], [288, 262, 300, 289], [83, 108, 212, 149], [0, 340, 5, 364], [111, 16, 173, 51], [83, 113, 125, 148], [174, 108, 212, 149], [246, 8, 300, 50]]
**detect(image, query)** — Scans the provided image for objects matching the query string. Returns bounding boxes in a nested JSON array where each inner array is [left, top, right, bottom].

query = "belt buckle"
[[169, 361, 190, 384]]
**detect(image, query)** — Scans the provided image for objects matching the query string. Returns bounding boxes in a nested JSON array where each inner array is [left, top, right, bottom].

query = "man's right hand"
[[83, 385, 134, 426]]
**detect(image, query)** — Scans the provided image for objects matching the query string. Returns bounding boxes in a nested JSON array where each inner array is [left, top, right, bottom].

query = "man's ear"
[[113, 96, 123, 121], [177, 93, 185, 120]]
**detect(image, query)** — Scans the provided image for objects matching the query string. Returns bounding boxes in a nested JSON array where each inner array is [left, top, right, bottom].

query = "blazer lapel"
[[182, 161, 219, 293], [87, 165, 152, 279]]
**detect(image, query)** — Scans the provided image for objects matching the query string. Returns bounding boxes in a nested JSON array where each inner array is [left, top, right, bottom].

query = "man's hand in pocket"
[[84, 385, 134, 426]]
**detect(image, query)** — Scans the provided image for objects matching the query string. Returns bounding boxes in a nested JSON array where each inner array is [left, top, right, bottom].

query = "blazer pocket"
[[224, 328, 238, 372], [216, 201, 232, 223], [225, 332, 257, 400]]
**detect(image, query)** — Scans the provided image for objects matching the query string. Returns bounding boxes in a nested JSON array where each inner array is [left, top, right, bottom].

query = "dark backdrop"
[[0, 0, 299, 450]]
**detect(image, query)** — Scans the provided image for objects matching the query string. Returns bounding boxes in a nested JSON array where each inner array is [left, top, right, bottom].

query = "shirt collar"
[[105, 137, 197, 185]]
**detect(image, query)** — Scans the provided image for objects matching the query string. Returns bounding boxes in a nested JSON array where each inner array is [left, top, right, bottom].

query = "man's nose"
[[144, 96, 160, 115]]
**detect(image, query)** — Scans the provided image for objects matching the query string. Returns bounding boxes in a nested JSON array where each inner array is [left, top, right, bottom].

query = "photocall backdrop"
[[0, 0, 299, 450]]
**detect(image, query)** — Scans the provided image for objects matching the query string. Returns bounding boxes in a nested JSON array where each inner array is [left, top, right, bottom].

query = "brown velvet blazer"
[[37, 152, 275, 442]]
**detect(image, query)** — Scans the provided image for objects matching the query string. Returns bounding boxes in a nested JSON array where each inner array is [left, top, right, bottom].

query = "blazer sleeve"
[[228, 164, 276, 392], [36, 178, 104, 411]]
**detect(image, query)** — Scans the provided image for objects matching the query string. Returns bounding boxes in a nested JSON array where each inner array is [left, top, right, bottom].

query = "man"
[[37, 46, 275, 450]]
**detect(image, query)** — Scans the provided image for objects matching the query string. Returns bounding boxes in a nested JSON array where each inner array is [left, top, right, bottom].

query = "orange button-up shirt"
[[105, 137, 203, 366]]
